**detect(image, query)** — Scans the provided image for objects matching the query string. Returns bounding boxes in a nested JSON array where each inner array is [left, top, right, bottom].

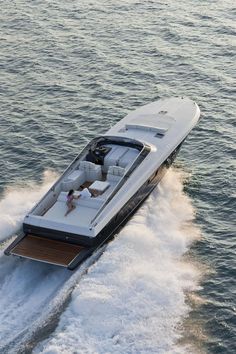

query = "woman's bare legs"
[[65, 203, 76, 217]]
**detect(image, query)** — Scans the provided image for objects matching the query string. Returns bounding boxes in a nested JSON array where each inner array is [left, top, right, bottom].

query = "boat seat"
[[57, 192, 104, 209], [61, 170, 85, 191], [107, 165, 125, 182], [118, 149, 139, 168], [103, 146, 128, 172], [78, 161, 102, 182]]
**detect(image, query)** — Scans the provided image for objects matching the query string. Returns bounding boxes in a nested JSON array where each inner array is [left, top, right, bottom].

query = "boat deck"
[[23, 141, 142, 238], [42, 181, 117, 228]]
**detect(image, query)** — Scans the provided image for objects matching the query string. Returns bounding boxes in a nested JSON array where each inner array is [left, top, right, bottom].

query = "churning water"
[[0, 1, 235, 353]]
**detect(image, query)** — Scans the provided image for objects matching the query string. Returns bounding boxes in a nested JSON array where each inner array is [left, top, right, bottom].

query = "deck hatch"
[[125, 123, 169, 134]]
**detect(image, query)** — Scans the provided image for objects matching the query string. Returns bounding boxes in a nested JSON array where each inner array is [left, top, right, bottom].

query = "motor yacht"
[[4, 97, 200, 269]]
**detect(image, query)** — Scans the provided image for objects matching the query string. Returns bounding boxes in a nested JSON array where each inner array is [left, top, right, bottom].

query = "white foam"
[[35, 169, 201, 354], [0, 258, 68, 349], [0, 170, 57, 242], [0, 246, 105, 354], [0, 170, 108, 352]]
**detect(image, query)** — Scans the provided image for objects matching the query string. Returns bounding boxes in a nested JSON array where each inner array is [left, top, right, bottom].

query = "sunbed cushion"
[[61, 170, 85, 191], [107, 165, 125, 183], [118, 149, 139, 168], [107, 165, 125, 176], [78, 161, 102, 181], [57, 192, 103, 209]]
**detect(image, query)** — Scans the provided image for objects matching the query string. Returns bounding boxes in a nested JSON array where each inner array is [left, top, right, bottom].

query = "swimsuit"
[[66, 194, 74, 206]]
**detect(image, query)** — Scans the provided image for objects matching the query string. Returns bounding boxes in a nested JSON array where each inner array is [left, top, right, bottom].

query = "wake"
[[0, 171, 106, 353], [33, 169, 201, 354], [0, 171, 57, 243]]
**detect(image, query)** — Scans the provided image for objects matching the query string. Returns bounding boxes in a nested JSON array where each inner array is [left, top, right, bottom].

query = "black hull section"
[[19, 143, 182, 269]]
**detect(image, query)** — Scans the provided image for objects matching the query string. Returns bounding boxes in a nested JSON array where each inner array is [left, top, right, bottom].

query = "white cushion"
[[107, 174, 121, 183], [61, 170, 85, 191], [118, 149, 139, 168], [79, 188, 92, 199], [67, 170, 84, 180], [79, 161, 96, 171], [103, 147, 128, 172], [57, 191, 103, 209], [90, 180, 110, 193], [86, 168, 102, 182], [79, 161, 102, 182], [78, 198, 103, 209], [107, 165, 125, 176], [57, 191, 68, 202]]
